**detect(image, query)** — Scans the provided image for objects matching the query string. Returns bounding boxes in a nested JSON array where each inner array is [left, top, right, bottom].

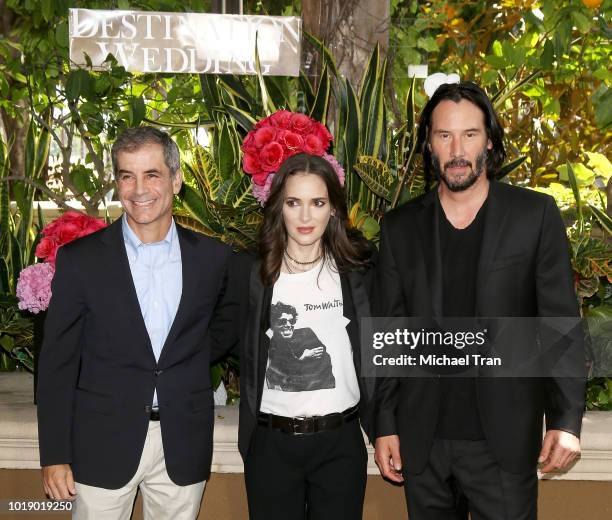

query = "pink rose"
[[254, 127, 276, 148], [290, 112, 313, 134], [243, 152, 261, 175], [303, 134, 325, 156], [260, 142, 284, 172]]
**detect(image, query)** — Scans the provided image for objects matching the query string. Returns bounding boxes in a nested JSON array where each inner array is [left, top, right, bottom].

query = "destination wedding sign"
[[69, 9, 301, 76]]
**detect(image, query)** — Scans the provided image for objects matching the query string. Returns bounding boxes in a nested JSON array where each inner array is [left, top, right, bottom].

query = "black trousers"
[[244, 420, 368, 520], [403, 439, 538, 520]]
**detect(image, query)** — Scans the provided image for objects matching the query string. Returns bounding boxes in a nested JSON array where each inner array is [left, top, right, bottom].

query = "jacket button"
[[154, 370, 163, 376]]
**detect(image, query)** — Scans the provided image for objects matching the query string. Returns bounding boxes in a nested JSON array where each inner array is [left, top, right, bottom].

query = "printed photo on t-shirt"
[[265, 301, 336, 392]]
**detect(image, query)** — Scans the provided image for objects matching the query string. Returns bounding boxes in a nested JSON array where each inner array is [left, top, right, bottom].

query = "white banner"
[[69, 9, 301, 76]]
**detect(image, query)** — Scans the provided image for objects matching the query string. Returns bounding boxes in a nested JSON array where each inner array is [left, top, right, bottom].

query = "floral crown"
[[241, 110, 345, 204]]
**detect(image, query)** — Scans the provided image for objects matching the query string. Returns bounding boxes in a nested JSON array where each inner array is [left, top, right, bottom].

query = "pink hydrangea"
[[322, 153, 345, 187], [16, 263, 55, 314], [252, 173, 275, 206]]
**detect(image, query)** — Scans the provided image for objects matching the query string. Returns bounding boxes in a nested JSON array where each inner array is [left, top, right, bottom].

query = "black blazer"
[[373, 181, 586, 474], [238, 260, 376, 460], [37, 219, 241, 488]]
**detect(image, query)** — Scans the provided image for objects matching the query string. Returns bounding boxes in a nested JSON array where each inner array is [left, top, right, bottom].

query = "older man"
[[37, 126, 242, 519]]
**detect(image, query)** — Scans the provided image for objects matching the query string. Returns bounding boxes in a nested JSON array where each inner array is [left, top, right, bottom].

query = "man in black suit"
[[37, 127, 241, 519], [373, 82, 585, 519]]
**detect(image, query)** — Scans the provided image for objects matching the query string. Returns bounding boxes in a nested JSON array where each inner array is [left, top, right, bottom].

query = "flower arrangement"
[[241, 110, 344, 204], [16, 211, 106, 313]]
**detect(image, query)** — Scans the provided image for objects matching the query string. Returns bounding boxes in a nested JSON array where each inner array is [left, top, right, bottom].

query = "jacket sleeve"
[[208, 249, 254, 363], [36, 246, 87, 467], [371, 217, 406, 438], [536, 196, 586, 437]]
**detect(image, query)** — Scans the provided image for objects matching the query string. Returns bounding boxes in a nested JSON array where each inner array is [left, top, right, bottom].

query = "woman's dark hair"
[[259, 153, 371, 286], [416, 81, 506, 186]]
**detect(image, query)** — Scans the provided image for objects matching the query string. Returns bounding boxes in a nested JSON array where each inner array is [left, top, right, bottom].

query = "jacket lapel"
[[416, 190, 443, 317], [343, 271, 376, 403], [475, 180, 512, 314], [100, 218, 155, 360], [157, 225, 198, 366]]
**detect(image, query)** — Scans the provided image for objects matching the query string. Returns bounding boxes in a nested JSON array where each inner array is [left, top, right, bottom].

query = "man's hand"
[[42, 464, 76, 501], [539, 430, 581, 473], [374, 435, 404, 483], [299, 347, 324, 360]]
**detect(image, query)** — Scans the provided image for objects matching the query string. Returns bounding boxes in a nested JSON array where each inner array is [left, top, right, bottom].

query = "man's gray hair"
[[111, 126, 180, 177]]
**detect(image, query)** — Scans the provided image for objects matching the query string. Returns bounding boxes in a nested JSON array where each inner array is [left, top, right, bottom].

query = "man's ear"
[[173, 169, 183, 195]]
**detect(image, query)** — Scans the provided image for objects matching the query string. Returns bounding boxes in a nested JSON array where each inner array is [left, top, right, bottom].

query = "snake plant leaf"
[[495, 156, 527, 180], [199, 74, 222, 119], [310, 65, 330, 123], [217, 120, 236, 181], [363, 58, 386, 158], [359, 44, 379, 149], [588, 204, 612, 236], [254, 33, 276, 115], [225, 105, 256, 134], [298, 71, 315, 113], [218, 75, 255, 108], [303, 31, 340, 78], [354, 156, 394, 202]]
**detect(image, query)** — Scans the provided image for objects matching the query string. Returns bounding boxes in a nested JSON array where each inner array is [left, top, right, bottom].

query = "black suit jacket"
[[37, 218, 241, 488], [373, 181, 586, 474], [238, 261, 376, 460]]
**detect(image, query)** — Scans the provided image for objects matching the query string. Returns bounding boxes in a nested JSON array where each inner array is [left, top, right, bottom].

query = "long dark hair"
[[417, 81, 506, 187], [259, 153, 371, 286]]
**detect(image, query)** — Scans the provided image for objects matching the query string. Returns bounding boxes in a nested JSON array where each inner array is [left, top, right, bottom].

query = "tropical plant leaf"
[[218, 75, 255, 108], [173, 214, 218, 238], [354, 156, 394, 202], [496, 156, 527, 180]]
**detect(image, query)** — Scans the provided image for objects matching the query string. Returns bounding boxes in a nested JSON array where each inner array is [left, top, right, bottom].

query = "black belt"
[[257, 405, 359, 435]]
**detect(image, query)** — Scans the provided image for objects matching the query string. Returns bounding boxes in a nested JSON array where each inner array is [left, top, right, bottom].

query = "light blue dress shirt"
[[122, 215, 182, 408]]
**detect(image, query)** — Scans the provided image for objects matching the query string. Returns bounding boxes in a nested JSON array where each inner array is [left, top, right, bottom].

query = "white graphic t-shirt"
[[260, 260, 360, 417]]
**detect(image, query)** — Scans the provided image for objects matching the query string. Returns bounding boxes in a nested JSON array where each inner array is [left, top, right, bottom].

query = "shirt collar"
[[122, 213, 177, 251]]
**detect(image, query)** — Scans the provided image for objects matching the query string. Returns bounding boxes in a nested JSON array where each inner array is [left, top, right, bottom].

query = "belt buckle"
[[293, 416, 316, 434]]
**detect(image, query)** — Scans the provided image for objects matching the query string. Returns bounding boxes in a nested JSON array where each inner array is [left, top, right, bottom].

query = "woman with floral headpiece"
[[237, 111, 376, 519]]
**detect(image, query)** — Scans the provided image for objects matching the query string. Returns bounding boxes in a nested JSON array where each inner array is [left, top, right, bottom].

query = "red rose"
[[291, 113, 313, 134], [278, 130, 304, 152], [254, 127, 276, 148], [81, 220, 105, 237], [35, 236, 57, 262], [314, 124, 333, 149], [243, 152, 261, 175], [260, 142, 284, 172], [303, 134, 325, 155], [268, 110, 292, 128], [252, 171, 270, 186], [57, 222, 81, 245], [241, 133, 258, 154]]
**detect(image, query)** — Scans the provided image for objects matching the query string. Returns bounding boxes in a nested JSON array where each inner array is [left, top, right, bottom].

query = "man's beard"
[[431, 148, 488, 192]]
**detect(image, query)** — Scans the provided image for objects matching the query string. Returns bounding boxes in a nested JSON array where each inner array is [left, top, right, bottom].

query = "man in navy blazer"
[[37, 127, 241, 519]]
